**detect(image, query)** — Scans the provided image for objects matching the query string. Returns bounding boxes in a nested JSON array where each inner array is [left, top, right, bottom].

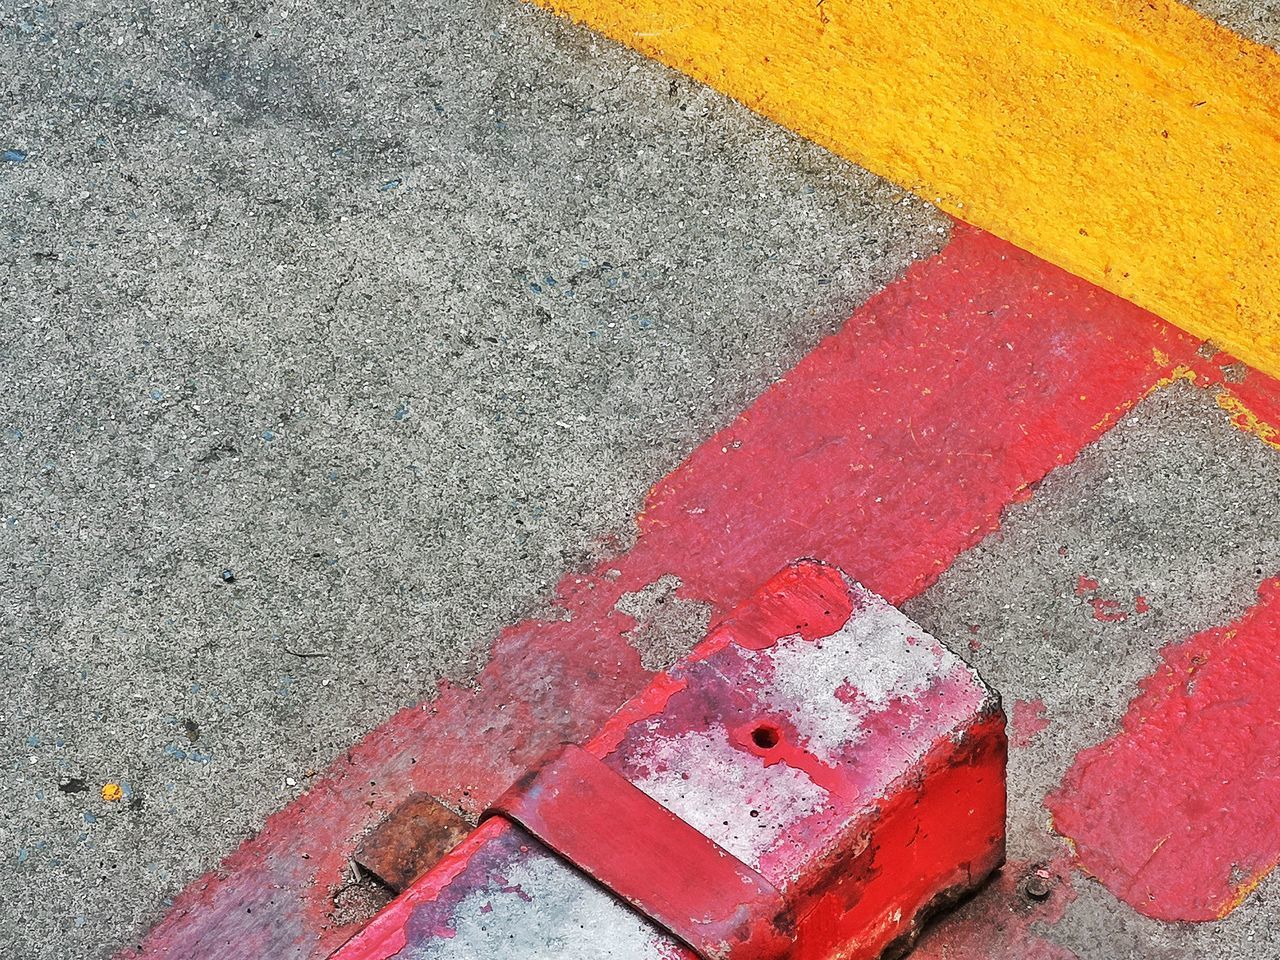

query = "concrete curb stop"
[[332, 560, 1007, 959]]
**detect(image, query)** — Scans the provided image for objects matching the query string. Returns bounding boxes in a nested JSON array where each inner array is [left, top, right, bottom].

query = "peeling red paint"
[[122, 224, 1201, 960], [625, 226, 1198, 612], [1049, 578, 1280, 921], [1089, 598, 1129, 623], [1075, 576, 1100, 597], [1010, 699, 1051, 749], [121, 615, 654, 959]]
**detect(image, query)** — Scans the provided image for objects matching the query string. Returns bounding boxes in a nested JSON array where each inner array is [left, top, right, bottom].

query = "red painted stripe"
[[1049, 577, 1280, 921], [121, 224, 1197, 959]]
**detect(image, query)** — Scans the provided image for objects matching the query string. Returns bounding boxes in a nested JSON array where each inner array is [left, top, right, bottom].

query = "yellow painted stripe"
[[530, 0, 1280, 378]]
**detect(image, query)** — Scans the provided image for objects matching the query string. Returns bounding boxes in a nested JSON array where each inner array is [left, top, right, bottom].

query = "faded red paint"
[[1050, 577, 1280, 921], [1010, 699, 1051, 749], [625, 227, 1198, 612], [1075, 576, 1100, 597], [122, 614, 654, 959], [912, 857, 1078, 960], [1075, 575, 1152, 623], [122, 224, 1201, 960], [1090, 598, 1129, 623]]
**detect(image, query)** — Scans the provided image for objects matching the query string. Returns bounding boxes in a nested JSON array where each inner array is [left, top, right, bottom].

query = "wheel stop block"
[[331, 560, 1006, 959]]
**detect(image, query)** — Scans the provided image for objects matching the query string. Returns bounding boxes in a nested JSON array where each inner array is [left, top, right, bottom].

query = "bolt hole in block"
[[751, 724, 782, 750], [331, 561, 1006, 960]]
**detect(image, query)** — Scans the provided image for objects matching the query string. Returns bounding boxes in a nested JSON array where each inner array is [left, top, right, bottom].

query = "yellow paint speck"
[[101, 783, 123, 803], [1216, 392, 1280, 450]]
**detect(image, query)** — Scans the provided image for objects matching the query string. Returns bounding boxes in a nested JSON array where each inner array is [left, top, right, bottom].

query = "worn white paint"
[[628, 728, 830, 868], [755, 583, 980, 769], [416, 845, 675, 960]]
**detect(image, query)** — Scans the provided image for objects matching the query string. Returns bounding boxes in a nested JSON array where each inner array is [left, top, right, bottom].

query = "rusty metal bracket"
[[354, 792, 473, 893], [483, 744, 794, 960]]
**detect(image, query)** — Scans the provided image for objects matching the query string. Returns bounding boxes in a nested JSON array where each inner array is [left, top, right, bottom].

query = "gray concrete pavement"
[[908, 383, 1280, 959], [1189, 0, 1280, 47], [5, 0, 1280, 958], [0, 0, 943, 956]]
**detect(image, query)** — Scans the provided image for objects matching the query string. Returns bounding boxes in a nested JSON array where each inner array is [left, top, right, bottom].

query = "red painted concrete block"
[[332, 561, 1006, 960]]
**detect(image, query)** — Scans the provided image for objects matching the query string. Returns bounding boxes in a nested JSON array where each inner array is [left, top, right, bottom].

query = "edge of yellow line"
[[530, 0, 1280, 380]]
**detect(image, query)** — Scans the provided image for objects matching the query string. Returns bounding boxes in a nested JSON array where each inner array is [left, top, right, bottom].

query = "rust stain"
[[354, 793, 473, 893]]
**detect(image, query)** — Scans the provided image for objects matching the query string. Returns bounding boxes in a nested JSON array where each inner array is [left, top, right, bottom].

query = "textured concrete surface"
[[0, 0, 944, 956], [907, 382, 1280, 959], [1187, 0, 1280, 48], [515, 0, 1280, 385], [6, 0, 1280, 957]]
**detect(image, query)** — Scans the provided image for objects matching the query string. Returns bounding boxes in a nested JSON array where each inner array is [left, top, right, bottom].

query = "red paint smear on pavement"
[[1049, 577, 1280, 922], [912, 857, 1078, 960], [1075, 574, 1153, 623], [1010, 699, 1051, 749], [1090, 597, 1129, 623], [121, 224, 1199, 959], [1075, 575, 1100, 597]]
